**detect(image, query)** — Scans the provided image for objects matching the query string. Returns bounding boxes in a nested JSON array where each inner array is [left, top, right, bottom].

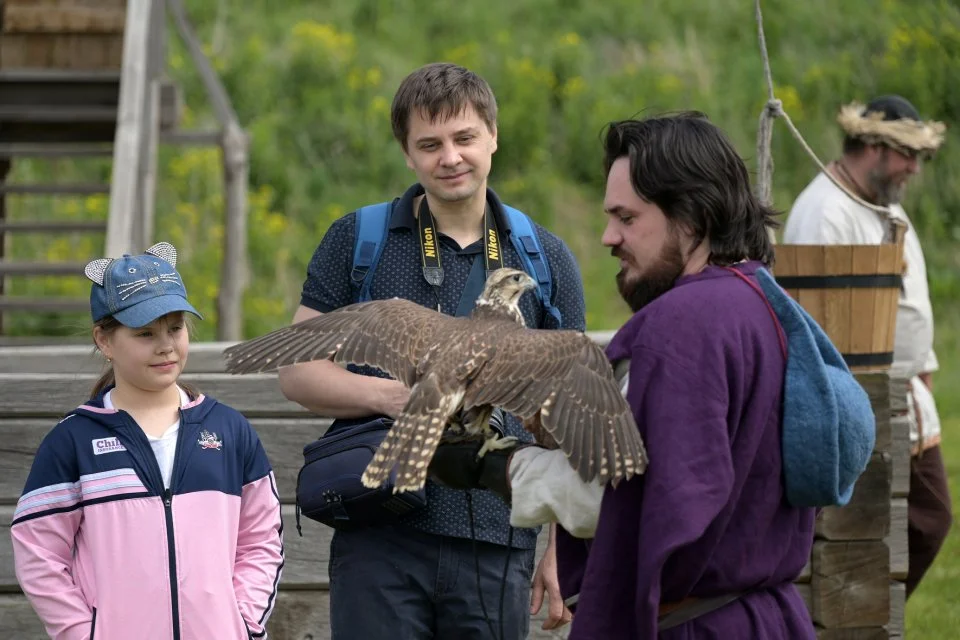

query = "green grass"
[[904, 299, 960, 637]]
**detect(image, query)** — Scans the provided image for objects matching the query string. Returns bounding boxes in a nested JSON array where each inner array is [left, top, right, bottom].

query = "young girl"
[[12, 242, 284, 640]]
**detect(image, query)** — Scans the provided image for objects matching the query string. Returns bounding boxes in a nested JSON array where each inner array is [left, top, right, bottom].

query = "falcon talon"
[[476, 435, 518, 459]]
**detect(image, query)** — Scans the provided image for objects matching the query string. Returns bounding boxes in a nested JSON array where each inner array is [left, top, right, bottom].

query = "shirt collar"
[[389, 182, 511, 237]]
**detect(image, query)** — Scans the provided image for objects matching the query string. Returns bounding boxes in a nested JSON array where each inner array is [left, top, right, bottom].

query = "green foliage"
[[5, 0, 960, 340]]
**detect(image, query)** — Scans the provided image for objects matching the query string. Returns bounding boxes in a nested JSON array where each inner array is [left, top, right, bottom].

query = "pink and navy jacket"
[[11, 389, 284, 640]]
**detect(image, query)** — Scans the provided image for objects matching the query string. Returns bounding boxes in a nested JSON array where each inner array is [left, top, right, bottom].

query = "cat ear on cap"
[[83, 258, 113, 286], [145, 241, 178, 268]]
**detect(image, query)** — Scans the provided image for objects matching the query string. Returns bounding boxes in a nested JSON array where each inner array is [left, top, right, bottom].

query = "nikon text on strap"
[[350, 195, 561, 328], [418, 197, 503, 314]]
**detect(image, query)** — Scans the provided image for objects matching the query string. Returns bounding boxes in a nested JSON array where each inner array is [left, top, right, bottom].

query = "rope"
[[752, 0, 901, 241]]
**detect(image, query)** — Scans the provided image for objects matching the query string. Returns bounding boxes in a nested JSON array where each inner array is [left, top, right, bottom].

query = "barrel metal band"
[[774, 274, 902, 289], [841, 352, 894, 368]]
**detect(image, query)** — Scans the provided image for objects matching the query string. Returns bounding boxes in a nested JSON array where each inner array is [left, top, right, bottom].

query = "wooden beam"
[[134, 0, 166, 253], [218, 124, 249, 341], [0, 297, 88, 312], [0, 373, 315, 417], [165, 0, 239, 128], [811, 540, 890, 627], [159, 129, 222, 146], [1, 4, 127, 34], [0, 220, 107, 232], [0, 418, 332, 505], [105, 0, 155, 256], [0, 34, 124, 70], [0, 334, 618, 374], [0, 160, 8, 335], [814, 453, 891, 541]]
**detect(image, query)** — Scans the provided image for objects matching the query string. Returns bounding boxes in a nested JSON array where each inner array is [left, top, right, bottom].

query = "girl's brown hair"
[[90, 314, 199, 400]]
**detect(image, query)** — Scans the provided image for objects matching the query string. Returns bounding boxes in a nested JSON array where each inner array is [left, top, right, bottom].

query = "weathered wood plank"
[[887, 580, 905, 639], [796, 582, 812, 612], [2, 505, 555, 591], [815, 628, 888, 640], [855, 372, 891, 452], [2, 511, 565, 637], [811, 540, 890, 628], [2, 5, 126, 34], [0, 590, 335, 640], [2, 0, 126, 6], [0, 343, 229, 374], [889, 415, 911, 498], [0, 34, 123, 70], [0, 333, 617, 375], [0, 418, 330, 505], [885, 498, 909, 580], [815, 453, 891, 540], [888, 377, 909, 415], [0, 593, 46, 638], [264, 590, 570, 640], [266, 590, 332, 640], [0, 505, 329, 591], [0, 374, 314, 417]]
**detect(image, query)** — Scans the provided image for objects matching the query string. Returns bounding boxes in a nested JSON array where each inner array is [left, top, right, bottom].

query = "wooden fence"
[[0, 341, 908, 638]]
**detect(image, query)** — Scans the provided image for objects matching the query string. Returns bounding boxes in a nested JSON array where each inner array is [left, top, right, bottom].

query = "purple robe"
[[557, 262, 816, 638]]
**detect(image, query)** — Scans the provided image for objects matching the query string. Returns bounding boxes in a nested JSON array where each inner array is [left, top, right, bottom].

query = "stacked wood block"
[[0, 343, 567, 639], [793, 372, 910, 639], [0, 0, 126, 69]]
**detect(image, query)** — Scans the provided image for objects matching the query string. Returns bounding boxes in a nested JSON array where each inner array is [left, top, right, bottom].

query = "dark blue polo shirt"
[[299, 183, 586, 550]]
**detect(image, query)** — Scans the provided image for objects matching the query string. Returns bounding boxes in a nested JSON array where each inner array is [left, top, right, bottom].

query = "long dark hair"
[[90, 314, 199, 400], [602, 112, 780, 266]]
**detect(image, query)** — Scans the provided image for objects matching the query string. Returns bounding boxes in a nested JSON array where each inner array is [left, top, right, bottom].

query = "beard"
[[868, 169, 906, 206], [868, 150, 909, 205], [615, 231, 686, 313]]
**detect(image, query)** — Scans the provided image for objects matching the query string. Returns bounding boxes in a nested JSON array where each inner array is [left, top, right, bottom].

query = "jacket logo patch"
[[197, 430, 223, 451], [92, 437, 126, 455]]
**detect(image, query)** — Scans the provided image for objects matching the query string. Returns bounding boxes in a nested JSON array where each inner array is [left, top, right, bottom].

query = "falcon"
[[222, 268, 648, 493]]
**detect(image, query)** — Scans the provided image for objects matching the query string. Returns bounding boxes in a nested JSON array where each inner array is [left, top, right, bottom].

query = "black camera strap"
[[417, 197, 503, 314]]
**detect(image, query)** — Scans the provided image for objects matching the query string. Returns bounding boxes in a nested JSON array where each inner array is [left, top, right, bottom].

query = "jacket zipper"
[[90, 606, 97, 638], [164, 487, 181, 640], [119, 409, 187, 640]]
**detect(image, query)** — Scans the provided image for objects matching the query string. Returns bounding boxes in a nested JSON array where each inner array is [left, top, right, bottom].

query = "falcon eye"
[[512, 274, 521, 282]]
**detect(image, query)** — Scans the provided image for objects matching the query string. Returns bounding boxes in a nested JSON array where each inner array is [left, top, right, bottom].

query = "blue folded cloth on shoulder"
[[756, 267, 876, 507]]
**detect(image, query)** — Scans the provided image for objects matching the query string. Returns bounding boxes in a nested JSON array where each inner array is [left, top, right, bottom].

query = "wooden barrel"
[[772, 237, 905, 373]]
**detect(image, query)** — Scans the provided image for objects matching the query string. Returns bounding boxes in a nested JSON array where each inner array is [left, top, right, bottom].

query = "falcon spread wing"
[[221, 298, 459, 387], [222, 268, 648, 492], [462, 328, 647, 486]]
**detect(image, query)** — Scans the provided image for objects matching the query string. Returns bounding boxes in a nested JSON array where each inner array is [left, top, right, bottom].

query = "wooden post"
[[105, 0, 155, 257], [134, 0, 165, 252], [167, 0, 249, 341], [218, 123, 249, 342], [0, 159, 9, 335], [800, 373, 910, 638]]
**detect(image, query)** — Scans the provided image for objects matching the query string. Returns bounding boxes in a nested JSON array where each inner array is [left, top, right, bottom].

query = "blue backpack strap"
[[350, 201, 393, 303], [502, 205, 562, 329]]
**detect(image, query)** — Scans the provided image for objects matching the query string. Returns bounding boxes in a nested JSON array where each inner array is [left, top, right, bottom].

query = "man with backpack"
[[277, 62, 585, 639]]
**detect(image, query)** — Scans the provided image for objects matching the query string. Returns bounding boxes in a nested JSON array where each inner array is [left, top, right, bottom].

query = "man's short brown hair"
[[391, 63, 498, 150]]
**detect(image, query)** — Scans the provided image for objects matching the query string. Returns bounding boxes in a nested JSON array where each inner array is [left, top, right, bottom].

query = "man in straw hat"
[[783, 95, 952, 599]]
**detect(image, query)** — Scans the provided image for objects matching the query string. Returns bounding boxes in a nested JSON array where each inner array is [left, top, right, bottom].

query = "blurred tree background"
[[6, 0, 959, 340]]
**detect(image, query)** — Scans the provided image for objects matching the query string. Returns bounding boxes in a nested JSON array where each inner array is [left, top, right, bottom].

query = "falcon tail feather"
[[361, 375, 464, 494]]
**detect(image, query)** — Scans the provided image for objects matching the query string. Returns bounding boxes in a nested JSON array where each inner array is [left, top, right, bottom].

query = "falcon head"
[[478, 268, 537, 309]]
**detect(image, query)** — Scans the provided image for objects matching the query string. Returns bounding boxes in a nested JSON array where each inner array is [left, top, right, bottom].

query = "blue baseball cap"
[[84, 241, 202, 328]]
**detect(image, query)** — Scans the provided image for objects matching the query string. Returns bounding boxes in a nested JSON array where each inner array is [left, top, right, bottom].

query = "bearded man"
[[784, 95, 952, 599], [429, 112, 882, 637]]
